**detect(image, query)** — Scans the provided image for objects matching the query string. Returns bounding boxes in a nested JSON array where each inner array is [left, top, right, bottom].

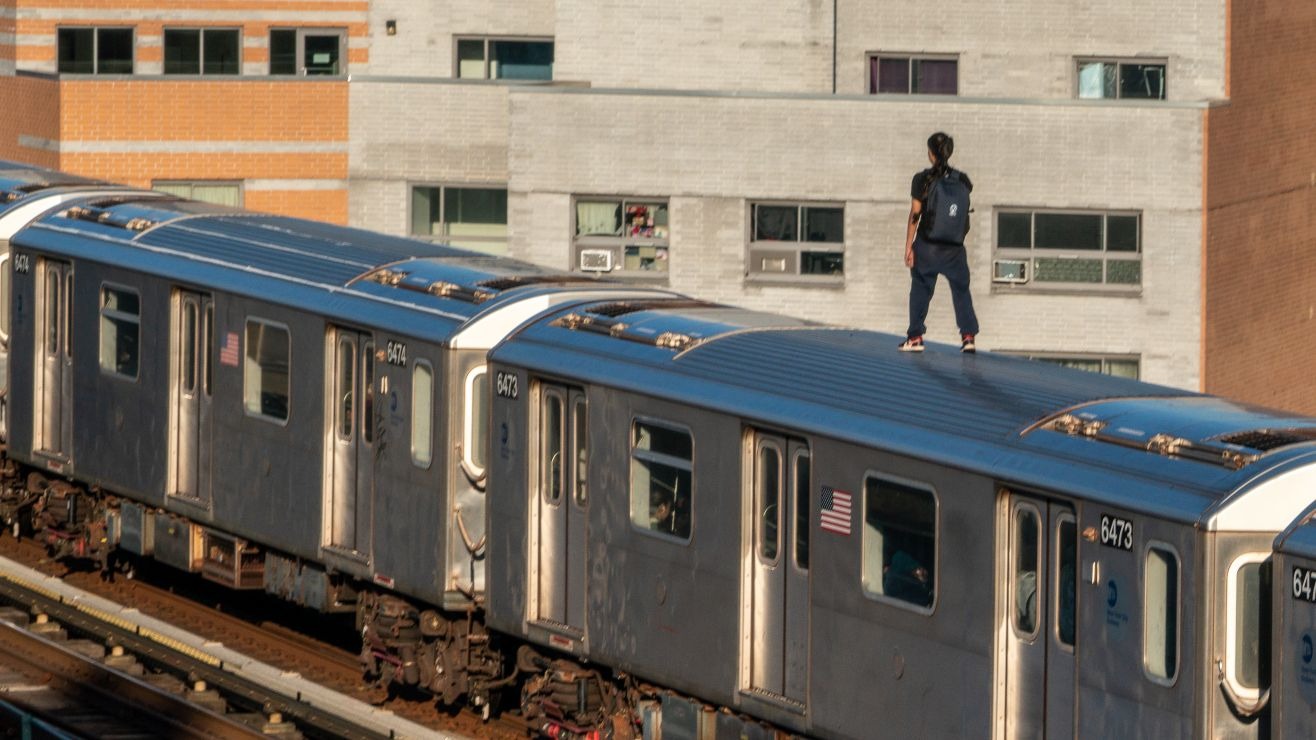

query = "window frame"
[[992, 207, 1142, 293], [1075, 57, 1168, 100], [755, 439, 783, 567], [268, 27, 347, 76], [453, 35, 554, 80], [867, 52, 959, 95], [152, 180, 243, 207], [98, 282, 141, 381], [242, 317, 291, 426], [57, 26, 136, 75], [1054, 512, 1078, 652], [1142, 540, 1182, 686], [1010, 501, 1043, 642], [161, 27, 242, 76], [462, 366, 488, 481], [792, 447, 811, 573], [999, 351, 1141, 379], [409, 183, 509, 253], [1224, 552, 1272, 699], [571, 195, 671, 279], [746, 200, 846, 284], [411, 360, 434, 469], [628, 416, 695, 545], [860, 471, 939, 615]]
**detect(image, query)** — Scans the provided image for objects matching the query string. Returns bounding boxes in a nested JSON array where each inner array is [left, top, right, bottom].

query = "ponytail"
[[927, 132, 954, 179]]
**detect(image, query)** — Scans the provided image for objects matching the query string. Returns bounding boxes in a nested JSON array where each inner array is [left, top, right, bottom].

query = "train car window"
[[573, 397, 588, 506], [45, 271, 60, 357], [793, 451, 810, 570], [98, 285, 140, 380], [1227, 554, 1272, 694], [243, 319, 290, 423], [0, 254, 10, 343], [541, 392, 565, 504], [1143, 544, 1180, 684], [335, 336, 355, 439], [1056, 516, 1077, 648], [182, 302, 198, 393], [463, 367, 488, 475], [411, 362, 433, 468], [629, 420, 693, 542], [861, 475, 937, 611], [1013, 505, 1041, 637], [361, 341, 375, 444], [203, 304, 213, 396], [757, 445, 781, 563]]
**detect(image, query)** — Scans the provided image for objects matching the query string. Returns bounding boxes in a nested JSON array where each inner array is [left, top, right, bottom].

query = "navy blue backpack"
[[923, 170, 971, 245]]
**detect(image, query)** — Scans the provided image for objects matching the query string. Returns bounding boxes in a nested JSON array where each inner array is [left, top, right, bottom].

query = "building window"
[[1144, 544, 1180, 684], [99, 285, 140, 379], [243, 319, 290, 423], [993, 209, 1140, 290], [572, 197, 670, 276], [163, 29, 240, 75], [269, 29, 346, 75], [153, 181, 242, 207], [862, 474, 937, 612], [456, 37, 553, 80], [57, 28, 134, 74], [630, 420, 693, 542], [748, 202, 844, 279], [1077, 59, 1166, 100], [1004, 353, 1140, 379], [410, 185, 507, 254], [869, 54, 958, 95]]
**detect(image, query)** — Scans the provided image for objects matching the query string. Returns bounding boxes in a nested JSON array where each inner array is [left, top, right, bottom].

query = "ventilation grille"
[[581, 299, 714, 318], [477, 275, 598, 291], [1215, 428, 1316, 452]]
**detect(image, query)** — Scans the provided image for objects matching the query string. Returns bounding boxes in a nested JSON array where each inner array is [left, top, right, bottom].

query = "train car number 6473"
[[1100, 514, 1133, 551]]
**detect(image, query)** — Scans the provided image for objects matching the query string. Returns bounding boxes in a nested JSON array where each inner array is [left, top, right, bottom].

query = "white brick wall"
[[505, 87, 1206, 389]]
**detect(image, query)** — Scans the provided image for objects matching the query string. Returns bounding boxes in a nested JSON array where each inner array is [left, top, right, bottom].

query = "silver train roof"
[[12, 195, 612, 343], [494, 299, 1316, 526]]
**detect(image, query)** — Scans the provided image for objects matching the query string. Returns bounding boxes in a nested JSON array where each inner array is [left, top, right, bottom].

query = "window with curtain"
[[1077, 59, 1166, 100], [571, 197, 670, 276], [411, 185, 508, 255], [153, 181, 242, 207], [868, 54, 958, 95], [748, 202, 844, 280]]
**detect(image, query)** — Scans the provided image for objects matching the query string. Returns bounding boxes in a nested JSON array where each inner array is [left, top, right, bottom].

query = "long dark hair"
[[927, 132, 954, 179]]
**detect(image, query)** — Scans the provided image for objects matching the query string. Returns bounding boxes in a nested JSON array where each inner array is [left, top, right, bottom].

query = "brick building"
[[0, 1, 1312, 408]]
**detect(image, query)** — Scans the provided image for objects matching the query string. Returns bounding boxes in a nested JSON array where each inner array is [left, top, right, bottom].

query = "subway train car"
[[1272, 508, 1316, 738], [0, 162, 155, 441], [2, 177, 1316, 737], [1, 193, 662, 709], [487, 296, 1316, 738]]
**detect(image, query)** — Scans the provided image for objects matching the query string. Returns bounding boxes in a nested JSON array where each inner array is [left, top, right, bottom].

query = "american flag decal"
[[820, 486, 852, 535], [219, 331, 240, 367]]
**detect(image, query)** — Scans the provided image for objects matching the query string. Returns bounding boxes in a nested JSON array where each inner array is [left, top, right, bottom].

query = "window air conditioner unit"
[[993, 259, 1029, 284], [579, 249, 615, 273]]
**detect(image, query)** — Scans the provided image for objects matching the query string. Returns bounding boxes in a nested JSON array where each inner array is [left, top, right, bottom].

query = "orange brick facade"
[[1204, 2, 1316, 412], [0, 0, 363, 224]]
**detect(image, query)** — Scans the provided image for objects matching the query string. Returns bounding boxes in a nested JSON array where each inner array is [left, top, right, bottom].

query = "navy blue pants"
[[906, 236, 979, 338]]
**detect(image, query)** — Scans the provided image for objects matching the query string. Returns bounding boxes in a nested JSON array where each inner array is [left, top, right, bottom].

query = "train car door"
[[742, 431, 810, 709], [168, 291, 214, 503], [326, 327, 375, 555], [34, 259, 72, 460], [1001, 492, 1078, 738], [530, 383, 588, 636]]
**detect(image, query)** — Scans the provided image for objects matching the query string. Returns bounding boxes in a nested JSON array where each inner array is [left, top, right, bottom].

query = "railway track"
[[0, 534, 531, 739]]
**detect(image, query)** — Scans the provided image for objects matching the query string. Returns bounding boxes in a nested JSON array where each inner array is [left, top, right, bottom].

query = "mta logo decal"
[[1107, 580, 1118, 608], [1304, 634, 1313, 664]]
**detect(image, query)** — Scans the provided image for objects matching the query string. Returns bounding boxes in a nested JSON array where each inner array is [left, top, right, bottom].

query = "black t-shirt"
[[912, 167, 973, 241]]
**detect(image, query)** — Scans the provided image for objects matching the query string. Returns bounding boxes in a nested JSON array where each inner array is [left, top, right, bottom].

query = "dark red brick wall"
[[1205, 1, 1316, 413]]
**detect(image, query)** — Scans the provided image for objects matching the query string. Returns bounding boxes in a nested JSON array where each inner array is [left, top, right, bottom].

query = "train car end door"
[[34, 259, 72, 462]]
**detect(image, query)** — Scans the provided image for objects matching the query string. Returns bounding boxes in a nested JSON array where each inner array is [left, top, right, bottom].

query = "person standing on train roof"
[[898, 132, 980, 354]]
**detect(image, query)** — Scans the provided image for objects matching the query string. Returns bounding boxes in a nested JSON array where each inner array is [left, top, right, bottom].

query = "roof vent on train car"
[[1044, 413, 1261, 470], [361, 268, 497, 304], [1214, 428, 1316, 452], [64, 205, 157, 232], [552, 299, 718, 352], [476, 275, 601, 291]]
